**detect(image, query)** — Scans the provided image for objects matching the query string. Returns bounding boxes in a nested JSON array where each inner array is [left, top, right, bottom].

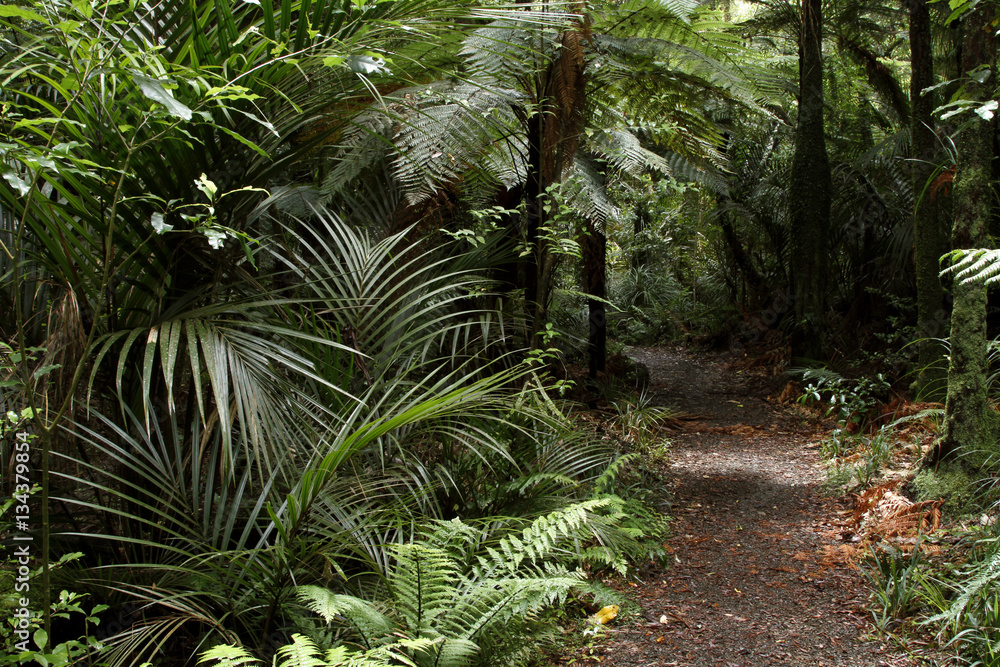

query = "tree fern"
[[389, 544, 462, 638]]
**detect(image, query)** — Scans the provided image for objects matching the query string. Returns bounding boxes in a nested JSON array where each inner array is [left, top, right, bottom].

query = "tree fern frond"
[[391, 92, 522, 204], [562, 158, 618, 228], [645, 0, 702, 21], [941, 249, 1000, 286], [663, 152, 728, 193], [460, 21, 559, 78], [322, 112, 398, 199], [584, 128, 673, 180]]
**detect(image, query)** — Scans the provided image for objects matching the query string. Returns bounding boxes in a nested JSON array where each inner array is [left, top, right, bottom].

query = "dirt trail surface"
[[563, 347, 927, 667]]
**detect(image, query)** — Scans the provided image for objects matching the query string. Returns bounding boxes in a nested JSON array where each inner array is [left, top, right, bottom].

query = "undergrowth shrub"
[[203, 502, 629, 667], [927, 523, 1000, 666]]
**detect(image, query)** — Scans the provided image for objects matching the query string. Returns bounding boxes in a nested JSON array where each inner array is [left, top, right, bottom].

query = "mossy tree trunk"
[[934, 4, 997, 467], [788, 0, 831, 358], [909, 0, 950, 397]]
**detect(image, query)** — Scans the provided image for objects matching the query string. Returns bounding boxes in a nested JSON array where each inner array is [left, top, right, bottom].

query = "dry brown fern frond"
[[852, 479, 902, 526]]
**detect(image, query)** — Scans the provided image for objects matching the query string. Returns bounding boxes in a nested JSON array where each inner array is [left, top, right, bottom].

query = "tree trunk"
[[788, 0, 831, 358], [521, 21, 589, 349], [632, 201, 649, 274], [909, 0, 950, 398], [933, 4, 997, 467], [582, 221, 606, 379]]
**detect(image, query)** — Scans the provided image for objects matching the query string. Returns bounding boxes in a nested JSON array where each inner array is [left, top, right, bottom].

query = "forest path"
[[562, 346, 926, 667]]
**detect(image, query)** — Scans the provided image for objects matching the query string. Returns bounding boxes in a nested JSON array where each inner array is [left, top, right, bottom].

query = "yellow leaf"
[[593, 605, 619, 625]]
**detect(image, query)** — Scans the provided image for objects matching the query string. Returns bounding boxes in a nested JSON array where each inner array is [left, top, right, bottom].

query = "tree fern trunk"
[[522, 20, 589, 349], [788, 0, 831, 357]]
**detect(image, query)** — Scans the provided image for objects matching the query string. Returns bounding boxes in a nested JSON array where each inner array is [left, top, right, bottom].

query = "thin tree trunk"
[[788, 0, 831, 357], [582, 221, 606, 378], [909, 0, 950, 397]]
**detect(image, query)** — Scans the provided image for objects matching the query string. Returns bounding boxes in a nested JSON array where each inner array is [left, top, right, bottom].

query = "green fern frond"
[[276, 634, 326, 667], [580, 545, 629, 575], [941, 248, 1000, 286], [391, 83, 523, 204], [295, 585, 397, 649], [592, 453, 640, 495], [562, 158, 618, 228], [932, 549, 1000, 631], [584, 128, 674, 179], [460, 21, 559, 78], [472, 498, 616, 579], [452, 571, 585, 644], [647, 0, 701, 21], [389, 543, 462, 637], [431, 637, 480, 666], [198, 644, 262, 667]]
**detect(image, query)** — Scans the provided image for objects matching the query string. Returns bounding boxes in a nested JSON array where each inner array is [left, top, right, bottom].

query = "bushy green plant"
[[797, 368, 891, 431], [203, 502, 625, 667], [608, 390, 678, 458], [1, 490, 107, 667], [861, 542, 928, 633], [929, 528, 1000, 664], [201, 633, 434, 667]]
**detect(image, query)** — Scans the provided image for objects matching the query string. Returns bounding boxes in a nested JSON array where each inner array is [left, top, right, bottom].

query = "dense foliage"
[[2, 0, 1000, 664]]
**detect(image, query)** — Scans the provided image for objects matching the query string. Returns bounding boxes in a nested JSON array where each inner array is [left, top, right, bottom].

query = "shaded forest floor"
[[548, 346, 937, 667]]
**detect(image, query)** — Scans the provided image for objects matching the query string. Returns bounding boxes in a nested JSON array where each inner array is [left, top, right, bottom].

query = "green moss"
[[913, 466, 982, 514]]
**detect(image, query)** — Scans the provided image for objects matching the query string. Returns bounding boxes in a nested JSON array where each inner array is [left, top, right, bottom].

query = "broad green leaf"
[[133, 74, 193, 120], [151, 212, 172, 233], [0, 6, 46, 22], [3, 170, 30, 196], [71, 0, 94, 19]]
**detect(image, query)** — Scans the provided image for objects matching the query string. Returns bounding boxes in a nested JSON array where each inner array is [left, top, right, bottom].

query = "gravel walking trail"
[[553, 347, 933, 667]]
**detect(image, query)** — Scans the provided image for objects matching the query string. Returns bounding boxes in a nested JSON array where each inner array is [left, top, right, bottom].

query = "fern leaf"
[[389, 543, 460, 637], [433, 638, 480, 667], [941, 248, 1000, 285], [276, 634, 325, 667], [198, 644, 262, 667], [295, 586, 396, 649]]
